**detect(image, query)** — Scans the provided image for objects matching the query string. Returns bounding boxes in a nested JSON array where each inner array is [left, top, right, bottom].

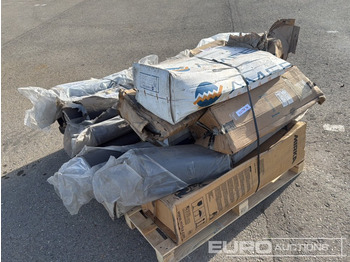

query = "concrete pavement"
[[2, 0, 349, 261]]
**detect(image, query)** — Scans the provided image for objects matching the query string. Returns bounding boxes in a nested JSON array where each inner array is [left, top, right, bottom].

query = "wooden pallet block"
[[125, 162, 303, 262]]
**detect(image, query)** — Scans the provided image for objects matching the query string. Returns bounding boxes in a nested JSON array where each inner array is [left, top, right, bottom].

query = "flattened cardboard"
[[227, 19, 300, 60], [268, 19, 300, 59], [191, 66, 325, 154], [118, 89, 205, 142], [142, 121, 306, 244]]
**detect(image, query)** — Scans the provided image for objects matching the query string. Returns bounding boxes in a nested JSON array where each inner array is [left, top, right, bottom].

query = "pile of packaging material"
[[18, 55, 158, 157], [20, 19, 325, 223]]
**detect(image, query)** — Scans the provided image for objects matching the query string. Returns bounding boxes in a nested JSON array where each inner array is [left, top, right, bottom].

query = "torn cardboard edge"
[[191, 19, 300, 60], [118, 89, 206, 142]]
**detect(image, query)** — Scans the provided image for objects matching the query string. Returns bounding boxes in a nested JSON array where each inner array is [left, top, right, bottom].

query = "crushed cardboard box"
[[118, 89, 205, 142], [142, 121, 306, 244], [190, 66, 325, 154]]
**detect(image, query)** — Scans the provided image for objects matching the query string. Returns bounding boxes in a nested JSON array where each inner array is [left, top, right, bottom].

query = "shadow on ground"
[[1, 149, 296, 261]]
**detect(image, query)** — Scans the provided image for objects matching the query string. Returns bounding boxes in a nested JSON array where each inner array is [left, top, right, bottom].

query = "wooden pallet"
[[125, 163, 303, 262]]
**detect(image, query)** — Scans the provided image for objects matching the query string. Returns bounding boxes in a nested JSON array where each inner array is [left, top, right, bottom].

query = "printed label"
[[235, 104, 251, 117], [275, 89, 294, 107], [205, 166, 252, 222], [140, 72, 159, 93], [182, 206, 191, 225], [191, 198, 206, 228]]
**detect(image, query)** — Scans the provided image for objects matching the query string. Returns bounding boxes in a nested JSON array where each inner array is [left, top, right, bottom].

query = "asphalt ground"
[[2, 0, 349, 261]]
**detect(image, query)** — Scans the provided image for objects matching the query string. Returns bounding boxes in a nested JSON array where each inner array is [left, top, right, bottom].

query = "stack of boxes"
[[116, 42, 324, 244]]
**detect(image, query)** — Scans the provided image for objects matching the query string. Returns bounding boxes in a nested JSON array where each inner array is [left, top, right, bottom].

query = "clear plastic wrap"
[[92, 145, 231, 215], [18, 78, 122, 130], [195, 32, 245, 48], [17, 87, 61, 130], [47, 157, 96, 215], [47, 143, 154, 216], [18, 55, 159, 130]]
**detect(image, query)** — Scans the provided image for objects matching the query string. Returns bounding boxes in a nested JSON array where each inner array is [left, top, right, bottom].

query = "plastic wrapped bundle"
[[18, 76, 125, 130], [47, 143, 154, 216], [18, 55, 159, 130], [92, 145, 231, 215], [64, 115, 133, 157]]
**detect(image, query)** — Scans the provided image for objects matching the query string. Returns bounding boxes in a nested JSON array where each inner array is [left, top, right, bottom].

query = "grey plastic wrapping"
[[64, 115, 132, 157], [18, 55, 159, 130], [47, 143, 154, 216], [92, 145, 231, 215]]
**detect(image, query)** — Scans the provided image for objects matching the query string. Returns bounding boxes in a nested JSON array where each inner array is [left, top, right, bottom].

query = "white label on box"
[[236, 104, 251, 117], [139, 72, 159, 93], [275, 89, 294, 107]]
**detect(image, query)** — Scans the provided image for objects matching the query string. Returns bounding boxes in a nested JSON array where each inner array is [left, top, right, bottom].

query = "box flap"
[[119, 89, 205, 141]]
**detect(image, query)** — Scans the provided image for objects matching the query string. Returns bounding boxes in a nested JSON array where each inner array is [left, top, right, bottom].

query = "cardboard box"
[[118, 89, 205, 142], [142, 121, 306, 244], [134, 46, 291, 124], [191, 66, 325, 154]]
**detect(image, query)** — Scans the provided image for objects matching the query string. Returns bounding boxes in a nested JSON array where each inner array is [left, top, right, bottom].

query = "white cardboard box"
[[134, 46, 291, 124]]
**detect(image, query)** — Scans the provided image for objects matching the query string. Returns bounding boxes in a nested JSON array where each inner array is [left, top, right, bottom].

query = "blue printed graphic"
[[194, 82, 223, 107]]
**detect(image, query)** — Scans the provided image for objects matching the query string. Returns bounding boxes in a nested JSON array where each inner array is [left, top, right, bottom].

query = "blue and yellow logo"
[[193, 82, 223, 107]]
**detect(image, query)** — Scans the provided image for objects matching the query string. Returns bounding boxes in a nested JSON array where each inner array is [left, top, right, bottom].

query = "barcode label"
[[236, 104, 251, 117]]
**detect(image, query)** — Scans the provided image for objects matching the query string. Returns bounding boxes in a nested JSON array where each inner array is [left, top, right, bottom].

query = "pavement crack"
[[261, 203, 278, 262], [225, 0, 235, 31]]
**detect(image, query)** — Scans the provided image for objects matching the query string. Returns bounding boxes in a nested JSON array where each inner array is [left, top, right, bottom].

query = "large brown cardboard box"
[[142, 121, 306, 244], [190, 66, 324, 155]]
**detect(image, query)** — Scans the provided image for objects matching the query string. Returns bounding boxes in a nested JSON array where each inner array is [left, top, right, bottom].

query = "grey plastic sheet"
[[63, 115, 132, 157], [92, 145, 231, 214]]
